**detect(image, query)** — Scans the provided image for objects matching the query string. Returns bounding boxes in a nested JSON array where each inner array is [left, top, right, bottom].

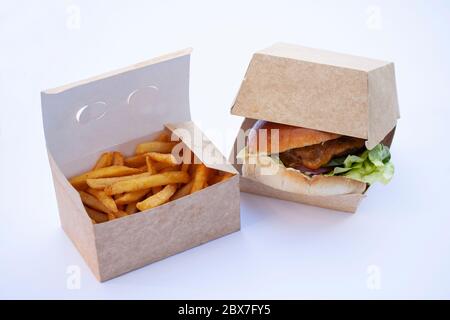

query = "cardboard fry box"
[[230, 43, 399, 213], [41, 49, 240, 282]]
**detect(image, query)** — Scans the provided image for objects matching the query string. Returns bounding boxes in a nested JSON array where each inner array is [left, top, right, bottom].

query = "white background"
[[1, 0, 449, 299]]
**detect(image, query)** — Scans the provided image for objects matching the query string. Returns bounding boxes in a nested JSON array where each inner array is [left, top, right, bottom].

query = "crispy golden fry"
[[114, 210, 128, 218], [91, 219, 97, 224], [221, 172, 234, 181], [86, 172, 150, 190], [93, 152, 113, 170], [145, 152, 179, 166], [107, 212, 116, 221], [135, 141, 177, 155], [188, 163, 195, 175], [125, 202, 138, 215], [115, 189, 150, 205], [209, 171, 234, 185], [84, 206, 108, 223], [145, 156, 156, 174], [190, 164, 210, 194], [136, 184, 177, 211], [155, 130, 171, 142], [105, 171, 190, 195], [124, 154, 148, 168], [114, 193, 124, 200], [159, 165, 180, 173], [152, 186, 162, 194], [207, 169, 218, 181], [154, 162, 177, 171], [79, 191, 113, 214], [171, 181, 193, 201], [112, 152, 124, 166], [124, 153, 177, 169], [86, 188, 118, 213], [181, 163, 190, 172], [126, 161, 176, 172], [70, 166, 142, 190]]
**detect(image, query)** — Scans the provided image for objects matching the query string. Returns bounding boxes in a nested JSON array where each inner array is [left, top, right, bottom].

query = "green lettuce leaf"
[[326, 144, 394, 185], [324, 156, 347, 167]]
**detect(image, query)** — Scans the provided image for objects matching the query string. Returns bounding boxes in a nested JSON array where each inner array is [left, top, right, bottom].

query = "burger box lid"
[[229, 43, 399, 212], [41, 48, 240, 281], [231, 42, 400, 150]]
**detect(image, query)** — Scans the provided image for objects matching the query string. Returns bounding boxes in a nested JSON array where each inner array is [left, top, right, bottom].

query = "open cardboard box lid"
[[42, 49, 193, 169], [42, 48, 236, 199], [231, 43, 400, 149]]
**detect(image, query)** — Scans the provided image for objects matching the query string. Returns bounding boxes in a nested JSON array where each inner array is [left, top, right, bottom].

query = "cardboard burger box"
[[230, 43, 399, 213], [41, 48, 240, 281]]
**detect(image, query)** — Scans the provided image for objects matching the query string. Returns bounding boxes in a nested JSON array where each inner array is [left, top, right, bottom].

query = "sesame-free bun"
[[247, 120, 341, 155], [242, 154, 367, 196]]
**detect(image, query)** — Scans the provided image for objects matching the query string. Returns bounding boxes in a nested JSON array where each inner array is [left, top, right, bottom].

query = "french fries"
[[152, 186, 162, 194], [191, 164, 210, 194], [115, 189, 150, 205], [79, 191, 114, 214], [145, 156, 156, 174], [105, 171, 190, 195], [85, 206, 108, 223], [70, 128, 234, 224], [135, 141, 177, 155], [154, 162, 177, 171], [112, 152, 124, 166], [155, 130, 171, 142], [125, 202, 138, 215], [145, 152, 179, 165], [209, 171, 234, 185], [70, 166, 142, 190], [114, 211, 129, 218], [124, 153, 178, 169], [124, 154, 149, 168], [136, 184, 177, 211], [86, 188, 118, 213], [86, 172, 150, 189], [159, 165, 180, 173], [171, 181, 193, 201], [107, 212, 116, 221], [93, 152, 113, 170]]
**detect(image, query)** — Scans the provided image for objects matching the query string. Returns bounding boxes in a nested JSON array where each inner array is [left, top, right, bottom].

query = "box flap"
[[165, 121, 238, 174], [231, 43, 399, 149], [41, 48, 192, 166]]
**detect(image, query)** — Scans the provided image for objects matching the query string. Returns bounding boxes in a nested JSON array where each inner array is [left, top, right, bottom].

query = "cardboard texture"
[[41, 49, 240, 281], [230, 43, 399, 213], [231, 42, 400, 150]]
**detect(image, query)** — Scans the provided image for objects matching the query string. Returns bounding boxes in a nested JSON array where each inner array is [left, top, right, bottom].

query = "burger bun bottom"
[[241, 153, 367, 196]]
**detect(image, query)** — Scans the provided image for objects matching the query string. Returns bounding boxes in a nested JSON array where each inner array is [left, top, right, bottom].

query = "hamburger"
[[239, 120, 394, 196]]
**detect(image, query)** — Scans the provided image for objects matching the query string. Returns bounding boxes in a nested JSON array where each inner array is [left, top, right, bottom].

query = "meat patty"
[[279, 136, 366, 170]]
